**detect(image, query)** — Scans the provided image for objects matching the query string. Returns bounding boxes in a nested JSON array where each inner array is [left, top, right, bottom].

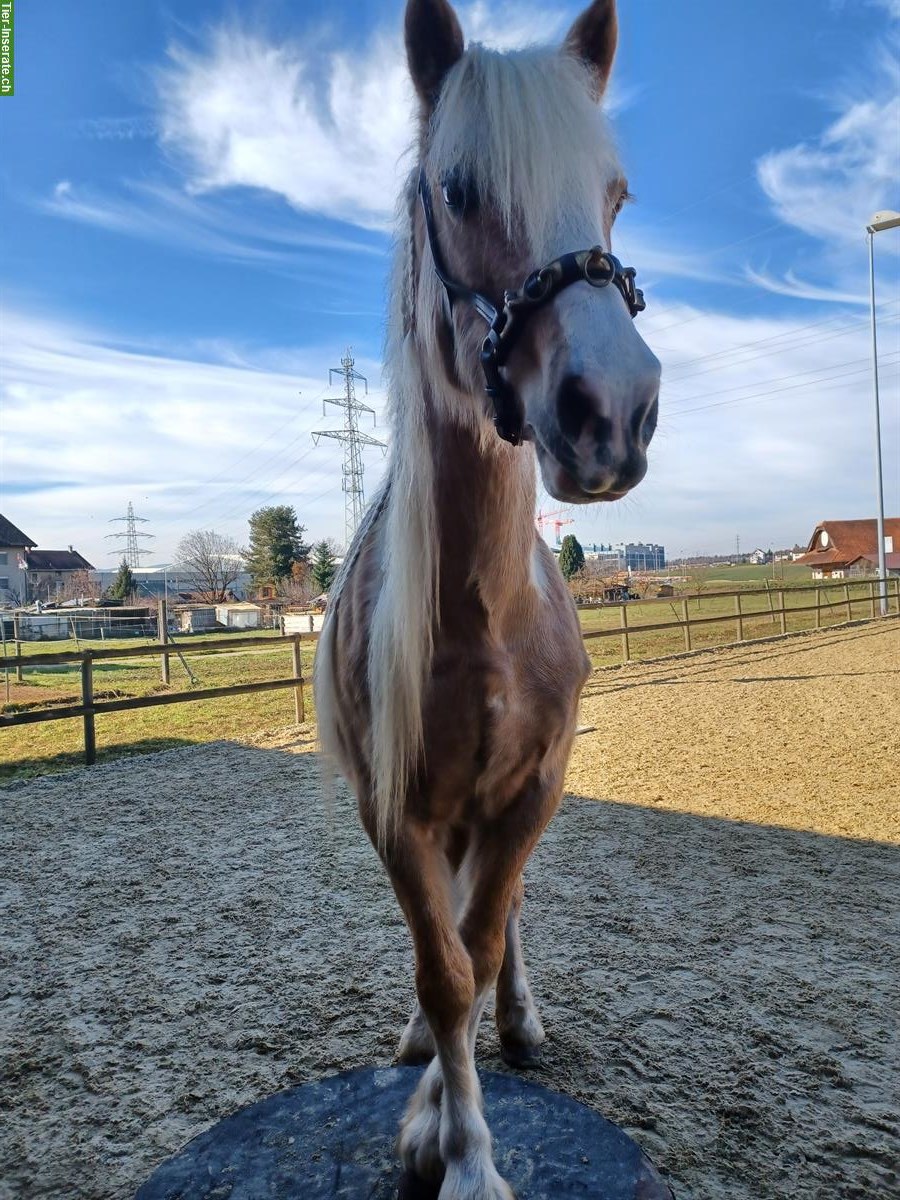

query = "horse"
[[314, 1, 660, 1195]]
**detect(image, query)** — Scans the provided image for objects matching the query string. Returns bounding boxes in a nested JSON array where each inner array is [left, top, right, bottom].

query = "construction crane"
[[534, 508, 574, 545]]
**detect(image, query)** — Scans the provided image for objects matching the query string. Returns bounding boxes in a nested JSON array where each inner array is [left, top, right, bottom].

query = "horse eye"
[[441, 172, 474, 214], [614, 188, 635, 216]]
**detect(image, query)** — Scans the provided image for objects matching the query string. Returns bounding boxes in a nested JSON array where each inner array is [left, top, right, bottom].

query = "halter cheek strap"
[[417, 169, 646, 447]]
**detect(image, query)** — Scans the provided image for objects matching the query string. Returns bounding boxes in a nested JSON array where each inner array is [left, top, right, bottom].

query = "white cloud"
[[744, 266, 867, 306], [0, 309, 387, 563], [153, 3, 607, 231], [38, 179, 386, 274], [4, 300, 898, 565], [562, 298, 900, 553], [756, 40, 900, 251]]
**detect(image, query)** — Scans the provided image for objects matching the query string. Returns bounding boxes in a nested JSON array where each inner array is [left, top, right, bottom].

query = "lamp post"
[[867, 210, 900, 617]]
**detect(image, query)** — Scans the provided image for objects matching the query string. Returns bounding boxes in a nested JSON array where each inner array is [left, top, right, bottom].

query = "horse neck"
[[426, 388, 540, 629]]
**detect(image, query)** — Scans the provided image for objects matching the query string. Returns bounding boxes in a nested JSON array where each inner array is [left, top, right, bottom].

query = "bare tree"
[[60, 569, 100, 603], [568, 556, 621, 604], [175, 530, 243, 603], [280, 558, 318, 606]]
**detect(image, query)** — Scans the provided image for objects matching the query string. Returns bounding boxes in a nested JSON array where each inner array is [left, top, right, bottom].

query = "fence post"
[[12, 615, 23, 682], [681, 598, 691, 651], [844, 583, 851, 622], [291, 633, 305, 723], [869, 580, 876, 619], [734, 593, 744, 642], [157, 598, 170, 685], [765, 580, 776, 625], [779, 590, 787, 635], [81, 651, 96, 766], [620, 603, 630, 663], [815, 586, 821, 629]]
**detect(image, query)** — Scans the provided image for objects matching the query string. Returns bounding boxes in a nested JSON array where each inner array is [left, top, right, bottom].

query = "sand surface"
[[1, 623, 898, 1199]]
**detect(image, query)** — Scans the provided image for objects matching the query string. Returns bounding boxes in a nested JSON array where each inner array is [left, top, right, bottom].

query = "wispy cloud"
[[37, 178, 387, 274], [744, 266, 868, 306], [0, 308, 387, 560], [74, 116, 157, 141], [756, 32, 900, 251], [152, 2, 614, 231], [4, 297, 897, 562]]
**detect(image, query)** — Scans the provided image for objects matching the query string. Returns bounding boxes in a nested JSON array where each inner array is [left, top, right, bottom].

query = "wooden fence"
[[2, 577, 898, 766], [0, 633, 306, 765], [580, 576, 900, 662]]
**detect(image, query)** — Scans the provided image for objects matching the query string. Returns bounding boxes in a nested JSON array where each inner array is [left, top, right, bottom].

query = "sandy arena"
[[2, 622, 898, 1199]]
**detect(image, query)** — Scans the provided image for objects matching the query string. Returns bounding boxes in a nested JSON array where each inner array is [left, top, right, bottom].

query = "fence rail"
[[580, 576, 900, 661], [2, 578, 898, 767], [0, 632, 306, 764]]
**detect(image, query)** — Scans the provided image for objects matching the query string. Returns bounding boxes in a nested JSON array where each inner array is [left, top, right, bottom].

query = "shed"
[[215, 602, 262, 629], [178, 606, 217, 633]]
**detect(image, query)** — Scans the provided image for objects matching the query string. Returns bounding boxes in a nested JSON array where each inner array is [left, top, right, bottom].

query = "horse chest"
[[421, 630, 583, 821]]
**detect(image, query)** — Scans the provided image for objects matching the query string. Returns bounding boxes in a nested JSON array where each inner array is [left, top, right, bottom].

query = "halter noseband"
[[418, 169, 646, 447]]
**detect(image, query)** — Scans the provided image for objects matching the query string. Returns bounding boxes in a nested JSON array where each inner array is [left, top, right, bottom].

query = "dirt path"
[[2, 624, 898, 1199]]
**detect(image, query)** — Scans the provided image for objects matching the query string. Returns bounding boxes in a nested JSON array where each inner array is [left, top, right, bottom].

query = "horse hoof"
[[498, 1035, 544, 1070], [398, 1168, 443, 1200]]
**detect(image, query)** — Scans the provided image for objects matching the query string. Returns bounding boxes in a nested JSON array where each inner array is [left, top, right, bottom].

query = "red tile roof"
[[795, 519, 900, 568]]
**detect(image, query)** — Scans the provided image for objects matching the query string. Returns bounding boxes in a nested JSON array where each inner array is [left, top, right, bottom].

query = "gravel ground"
[[2, 623, 898, 1200]]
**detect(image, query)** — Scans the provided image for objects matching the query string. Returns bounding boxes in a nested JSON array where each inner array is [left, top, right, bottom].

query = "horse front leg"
[[495, 875, 546, 1068], [379, 819, 513, 1199], [399, 875, 545, 1070]]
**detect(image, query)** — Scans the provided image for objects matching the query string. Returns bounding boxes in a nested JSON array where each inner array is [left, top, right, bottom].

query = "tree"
[[175, 530, 243, 603], [281, 559, 318, 606], [310, 540, 338, 593], [567, 556, 620, 604], [60, 569, 99, 603], [558, 535, 585, 581], [108, 559, 136, 601], [245, 506, 310, 588]]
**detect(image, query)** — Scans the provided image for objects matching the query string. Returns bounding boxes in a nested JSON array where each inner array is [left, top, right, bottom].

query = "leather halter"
[[418, 169, 646, 446]]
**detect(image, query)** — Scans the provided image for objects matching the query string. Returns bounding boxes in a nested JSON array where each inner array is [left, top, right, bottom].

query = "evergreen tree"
[[310, 540, 338, 593], [558, 534, 585, 581], [245, 506, 309, 587], [108, 558, 136, 600]]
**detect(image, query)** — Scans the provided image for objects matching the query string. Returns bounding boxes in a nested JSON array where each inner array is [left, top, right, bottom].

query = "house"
[[0, 514, 36, 603], [748, 548, 770, 565], [794, 518, 900, 579], [22, 547, 96, 603]]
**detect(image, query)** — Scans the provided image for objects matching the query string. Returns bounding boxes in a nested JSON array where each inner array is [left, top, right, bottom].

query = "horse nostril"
[[635, 394, 659, 447]]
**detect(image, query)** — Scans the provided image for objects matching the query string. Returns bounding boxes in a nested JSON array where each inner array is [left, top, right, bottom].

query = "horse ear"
[[564, 0, 618, 99], [405, 0, 465, 109]]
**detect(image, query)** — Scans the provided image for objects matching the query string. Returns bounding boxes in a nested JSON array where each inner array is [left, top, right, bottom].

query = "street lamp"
[[866, 210, 900, 617]]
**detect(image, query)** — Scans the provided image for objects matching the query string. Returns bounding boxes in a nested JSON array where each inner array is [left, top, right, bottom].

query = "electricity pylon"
[[312, 349, 386, 547], [106, 501, 154, 567]]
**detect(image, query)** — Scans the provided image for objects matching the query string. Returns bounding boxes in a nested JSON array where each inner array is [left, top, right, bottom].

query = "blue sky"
[[1, 0, 898, 565]]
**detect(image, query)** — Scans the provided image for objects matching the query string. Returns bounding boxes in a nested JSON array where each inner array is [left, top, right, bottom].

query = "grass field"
[[2, 574, 897, 780]]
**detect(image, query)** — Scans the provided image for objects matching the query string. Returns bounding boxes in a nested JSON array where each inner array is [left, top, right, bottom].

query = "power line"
[[663, 350, 900, 413], [667, 360, 900, 419], [312, 348, 386, 548], [662, 303, 900, 380]]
